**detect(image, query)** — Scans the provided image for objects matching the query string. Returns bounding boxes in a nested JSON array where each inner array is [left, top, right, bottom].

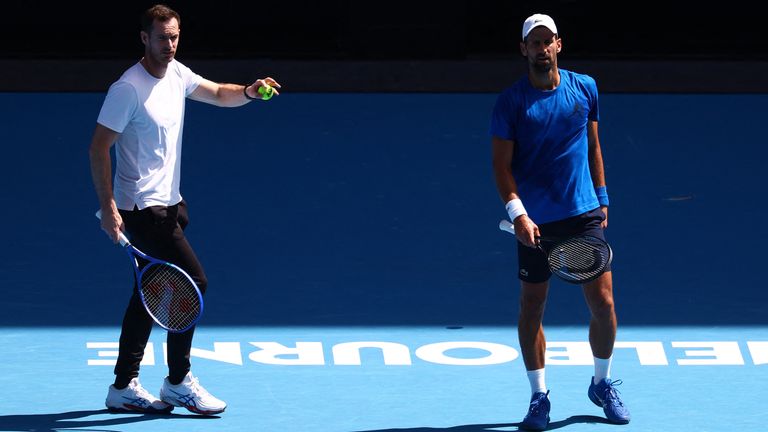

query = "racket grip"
[[95, 209, 130, 247], [499, 219, 516, 234]]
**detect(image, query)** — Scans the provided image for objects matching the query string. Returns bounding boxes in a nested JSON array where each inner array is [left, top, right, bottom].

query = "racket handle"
[[95, 209, 130, 247], [499, 219, 515, 234]]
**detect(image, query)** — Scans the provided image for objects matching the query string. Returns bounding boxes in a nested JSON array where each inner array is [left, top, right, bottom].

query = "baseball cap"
[[522, 14, 558, 40]]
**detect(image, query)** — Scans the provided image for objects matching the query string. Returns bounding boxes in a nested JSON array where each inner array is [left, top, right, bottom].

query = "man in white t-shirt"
[[89, 4, 280, 415]]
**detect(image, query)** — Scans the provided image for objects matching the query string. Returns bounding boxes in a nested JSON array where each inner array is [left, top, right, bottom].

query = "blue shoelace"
[[603, 379, 625, 406]]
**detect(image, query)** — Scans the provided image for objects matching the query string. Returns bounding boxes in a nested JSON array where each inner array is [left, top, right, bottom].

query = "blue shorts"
[[517, 208, 610, 283]]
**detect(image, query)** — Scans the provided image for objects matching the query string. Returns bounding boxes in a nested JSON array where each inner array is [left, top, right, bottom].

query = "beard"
[[531, 62, 553, 73], [530, 56, 554, 74]]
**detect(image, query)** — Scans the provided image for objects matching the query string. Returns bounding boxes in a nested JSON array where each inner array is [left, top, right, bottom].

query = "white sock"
[[527, 368, 547, 395], [593, 356, 612, 384]]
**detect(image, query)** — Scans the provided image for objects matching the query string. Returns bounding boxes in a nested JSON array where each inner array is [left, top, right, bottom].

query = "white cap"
[[522, 13, 558, 40]]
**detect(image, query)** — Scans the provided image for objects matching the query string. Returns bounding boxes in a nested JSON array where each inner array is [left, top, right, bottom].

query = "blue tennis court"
[[1, 92, 766, 431]]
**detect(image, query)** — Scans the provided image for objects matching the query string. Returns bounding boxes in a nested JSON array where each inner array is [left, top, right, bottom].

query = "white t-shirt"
[[97, 59, 202, 210]]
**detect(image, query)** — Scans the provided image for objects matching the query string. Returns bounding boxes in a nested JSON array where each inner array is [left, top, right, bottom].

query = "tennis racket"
[[498, 219, 613, 284], [96, 210, 203, 333]]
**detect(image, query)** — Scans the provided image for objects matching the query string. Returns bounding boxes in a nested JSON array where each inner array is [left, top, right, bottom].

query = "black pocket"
[[148, 204, 179, 229]]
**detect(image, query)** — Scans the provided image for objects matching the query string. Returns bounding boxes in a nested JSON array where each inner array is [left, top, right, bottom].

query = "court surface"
[[1, 92, 766, 431]]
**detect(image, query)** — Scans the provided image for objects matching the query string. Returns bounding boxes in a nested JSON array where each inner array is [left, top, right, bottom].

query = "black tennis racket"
[[499, 219, 613, 284], [96, 210, 203, 332]]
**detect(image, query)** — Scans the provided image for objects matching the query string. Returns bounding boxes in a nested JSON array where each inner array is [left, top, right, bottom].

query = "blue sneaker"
[[520, 391, 550, 431], [588, 377, 630, 424]]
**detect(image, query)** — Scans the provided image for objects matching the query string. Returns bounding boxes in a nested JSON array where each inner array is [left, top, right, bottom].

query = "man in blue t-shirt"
[[490, 13, 630, 430]]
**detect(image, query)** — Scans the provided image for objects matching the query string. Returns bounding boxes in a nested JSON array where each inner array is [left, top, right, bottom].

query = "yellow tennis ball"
[[258, 84, 274, 100]]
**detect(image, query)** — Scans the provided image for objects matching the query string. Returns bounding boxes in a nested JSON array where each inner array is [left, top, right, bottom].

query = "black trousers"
[[113, 200, 208, 387]]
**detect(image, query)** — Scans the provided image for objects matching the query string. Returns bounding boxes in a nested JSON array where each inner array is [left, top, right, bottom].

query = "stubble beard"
[[531, 61, 553, 74]]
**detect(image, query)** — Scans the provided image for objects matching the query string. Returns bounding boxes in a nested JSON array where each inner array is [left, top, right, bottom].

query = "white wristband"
[[505, 198, 527, 221]]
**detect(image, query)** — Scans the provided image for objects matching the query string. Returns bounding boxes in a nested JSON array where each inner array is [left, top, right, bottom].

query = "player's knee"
[[519, 296, 547, 318], [588, 297, 615, 319]]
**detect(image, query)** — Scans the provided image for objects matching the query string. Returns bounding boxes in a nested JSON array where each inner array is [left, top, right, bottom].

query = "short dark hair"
[[141, 4, 180, 34]]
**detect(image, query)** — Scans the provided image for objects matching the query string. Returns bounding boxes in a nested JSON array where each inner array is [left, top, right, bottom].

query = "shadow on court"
[[354, 416, 610, 431], [353, 425, 516, 432], [0, 409, 220, 432]]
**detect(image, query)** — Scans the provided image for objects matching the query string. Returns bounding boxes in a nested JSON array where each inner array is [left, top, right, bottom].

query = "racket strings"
[[547, 237, 611, 283], [140, 264, 201, 331]]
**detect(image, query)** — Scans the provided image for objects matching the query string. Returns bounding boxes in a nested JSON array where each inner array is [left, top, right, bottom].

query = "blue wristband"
[[595, 186, 609, 207]]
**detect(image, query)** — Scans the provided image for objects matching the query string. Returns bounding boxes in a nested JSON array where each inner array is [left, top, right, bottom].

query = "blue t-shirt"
[[490, 69, 601, 224]]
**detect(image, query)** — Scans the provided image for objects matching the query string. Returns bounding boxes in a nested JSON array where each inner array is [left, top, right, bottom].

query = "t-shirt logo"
[[570, 102, 585, 118]]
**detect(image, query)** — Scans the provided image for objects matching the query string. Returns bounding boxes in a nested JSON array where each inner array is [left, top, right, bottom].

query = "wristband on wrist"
[[595, 185, 610, 207], [243, 84, 258, 100], [505, 198, 527, 221]]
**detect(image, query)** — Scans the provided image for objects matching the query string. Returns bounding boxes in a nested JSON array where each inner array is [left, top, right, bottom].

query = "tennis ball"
[[258, 84, 274, 100]]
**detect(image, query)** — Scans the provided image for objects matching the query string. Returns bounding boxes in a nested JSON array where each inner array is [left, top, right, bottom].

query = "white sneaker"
[[105, 377, 173, 413], [160, 372, 227, 415]]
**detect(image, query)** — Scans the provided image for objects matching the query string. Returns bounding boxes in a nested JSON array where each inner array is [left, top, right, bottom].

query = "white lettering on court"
[[415, 342, 518, 365], [747, 341, 768, 365], [333, 341, 412, 365], [672, 342, 744, 365], [614, 341, 668, 365], [190, 342, 243, 365], [86, 342, 120, 366], [87, 342, 155, 366], [85, 340, 768, 366], [545, 342, 593, 365], [248, 342, 325, 365]]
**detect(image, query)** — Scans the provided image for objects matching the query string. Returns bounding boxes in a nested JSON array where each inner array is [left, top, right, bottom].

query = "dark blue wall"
[[1, 2, 758, 61], [1, 92, 765, 326]]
